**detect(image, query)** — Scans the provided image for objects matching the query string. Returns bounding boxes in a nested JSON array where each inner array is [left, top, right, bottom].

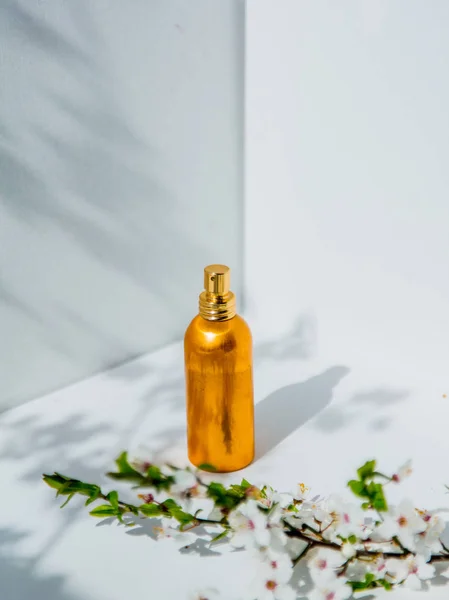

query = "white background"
[[246, 0, 449, 389], [0, 0, 244, 410]]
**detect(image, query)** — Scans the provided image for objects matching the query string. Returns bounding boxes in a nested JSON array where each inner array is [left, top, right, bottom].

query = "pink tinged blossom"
[[385, 555, 435, 590], [154, 517, 196, 548], [228, 501, 270, 548], [170, 470, 198, 496], [252, 559, 295, 600], [415, 511, 445, 560], [372, 499, 426, 551], [320, 495, 368, 542], [309, 548, 345, 583], [138, 493, 154, 504], [308, 579, 352, 600], [392, 460, 413, 483]]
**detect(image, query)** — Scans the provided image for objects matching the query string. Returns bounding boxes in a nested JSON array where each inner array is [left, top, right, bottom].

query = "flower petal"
[[275, 584, 296, 600], [418, 563, 435, 580]]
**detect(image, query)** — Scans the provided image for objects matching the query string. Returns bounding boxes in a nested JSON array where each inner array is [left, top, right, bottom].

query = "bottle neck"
[[199, 291, 236, 321]]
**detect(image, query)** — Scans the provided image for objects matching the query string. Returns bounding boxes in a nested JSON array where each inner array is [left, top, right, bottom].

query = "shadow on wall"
[[0, 0, 238, 409], [0, 1, 204, 291]]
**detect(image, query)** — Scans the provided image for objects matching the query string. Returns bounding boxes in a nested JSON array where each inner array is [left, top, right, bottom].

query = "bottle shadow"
[[254, 366, 350, 460]]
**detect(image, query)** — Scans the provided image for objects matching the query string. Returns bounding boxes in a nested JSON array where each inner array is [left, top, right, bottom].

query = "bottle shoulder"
[[184, 314, 252, 349]]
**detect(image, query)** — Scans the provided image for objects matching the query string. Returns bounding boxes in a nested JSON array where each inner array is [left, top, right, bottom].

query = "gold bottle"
[[184, 264, 254, 472]]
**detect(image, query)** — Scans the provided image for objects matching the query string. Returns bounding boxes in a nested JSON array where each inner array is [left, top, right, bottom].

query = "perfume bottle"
[[184, 264, 254, 472]]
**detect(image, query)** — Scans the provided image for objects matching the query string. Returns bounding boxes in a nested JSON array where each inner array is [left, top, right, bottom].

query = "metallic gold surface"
[[185, 285, 254, 472], [204, 264, 230, 294], [199, 264, 236, 321]]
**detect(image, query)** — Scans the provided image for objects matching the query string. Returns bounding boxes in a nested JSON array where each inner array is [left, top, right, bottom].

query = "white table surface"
[[2, 322, 449, 600]]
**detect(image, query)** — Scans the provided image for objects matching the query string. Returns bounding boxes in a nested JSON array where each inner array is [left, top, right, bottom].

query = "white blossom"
[[308, 548, 345, 583], [258, 486, 293, 511], [251, 545, 293, 572], [292, 482, 311, 501], [322, 495, 370, 542], [228, 501, 270, 548], [371, 556, 388, 579], [392, 460, 413, 483], [266, 503, 289, 547], [385, 555, 435, 589], [170, 470, 198, 495], [308, 578, 352, 600], [415, 511, 446, 560], [250, 559, 295, 600], [153, 517, 196, 548], [291, 498, 328, 532], [340, 542, 356, 559], [372, 499, 426, 551]]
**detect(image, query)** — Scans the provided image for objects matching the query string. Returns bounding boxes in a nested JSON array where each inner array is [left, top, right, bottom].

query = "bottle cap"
[[204, 264, 230, 295], [200, 264, 235, 320]]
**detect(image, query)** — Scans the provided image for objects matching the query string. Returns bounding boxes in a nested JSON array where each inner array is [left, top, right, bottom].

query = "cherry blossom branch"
[[284, 523, 449, 563], [43, 455, 449, 599]]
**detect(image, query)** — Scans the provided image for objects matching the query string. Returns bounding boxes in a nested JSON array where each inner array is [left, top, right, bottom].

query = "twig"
[[284, 521, 449, 564]]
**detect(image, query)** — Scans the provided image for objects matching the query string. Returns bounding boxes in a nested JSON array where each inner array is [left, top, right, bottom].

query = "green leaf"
[[349, 581, 368, 591], [90, 504, 119, 517], [240, 478, 251, 490], [229, 484, 248, 498], [71, 482, 100, 496], [160, 499, 195, 526], [60, 493, 75, 508], [160, 499, 178, 511], [174, 510, 195, 526], [378, 579, 393, 591], [146, 465, 162, 479], [348, 480, 368, 498], [207, 483, 241, 509], [349, 573, 377, 591], [139, 503, 162, 517], [367, 482, 388, 512], [138, 465, 175, 491], [210, 529, 229, 544], [56, 480, 73, 496], [42, 473, 69, 491], [107, 491, 119, 510], [207, 482, 227, 502], [348, 534, 357, 544], [357, 460, 376, 480], [85, 489, 101, 506], [43, 474, 101, 499], [107, 472, 143, 483], [198, 463, 217, 472], [126, 504, 139, 516], [361, 502, 371, 510], [115, 451, 141, 475]]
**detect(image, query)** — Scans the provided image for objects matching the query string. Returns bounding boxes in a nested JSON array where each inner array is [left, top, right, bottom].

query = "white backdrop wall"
[[0, 0, 244, 410], [246, 0, 449, 388]]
